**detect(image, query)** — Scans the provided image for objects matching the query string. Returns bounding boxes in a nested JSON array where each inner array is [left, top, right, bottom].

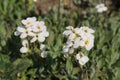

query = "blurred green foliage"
[[0, 0, 120, 80]]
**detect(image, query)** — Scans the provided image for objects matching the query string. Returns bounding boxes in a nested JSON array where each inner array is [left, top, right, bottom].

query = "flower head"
[[80, 35, 94, 51], [14, 17, 49, 54], [76, 52, 89, 65], [62, 41, 74, 57], [16, 27, 34, 39], [62, 26, 95, 65], [96, 3, 108, 13], [32, 21, 46, 32], [20, 40, 29, 53], [21, 17, 36, 27], [80, 26, 95, 34], [30, 31, 49, 43]]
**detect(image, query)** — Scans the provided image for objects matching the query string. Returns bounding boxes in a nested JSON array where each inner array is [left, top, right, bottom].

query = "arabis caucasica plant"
[[14, 17, 49, 58], [96, 3, 108, 13], [63, 26, 95, 65]]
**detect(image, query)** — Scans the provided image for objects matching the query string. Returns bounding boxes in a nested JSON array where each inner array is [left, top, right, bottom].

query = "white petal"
[[79, 40, 84, 47], [66, 41, 73, 47], [28, 32, 35, 36], [40, 44, 45, 50], [22, 39, 28, 47], [30, 37, 37, 43], [62, 46, 69, 53], [14, 31, 21, 36], [38, 36, 45, 42], [21, 17, 36, 26], [44, 31, 49, 37], [63, 30, 72, 36], [66, 26, 73, 29], [97, 8, 103, 13], [76, 52, 84, 59], [79, 60, 86, 65], [69, 47, 74, 54], [21, 20, 26, 25], [17, 27, 25, 33], [85, 41, 94, 51], [73, 37, 81, 48], [76, 52, 89, 65], [20, 47, 28, 53], [79, 56, 89, 65], [76, 53, 80, 60], [103, 7, 107, 11], [20, 33, 27, 39], [74, 28, 81, 34], [68, 33, 76, 41]]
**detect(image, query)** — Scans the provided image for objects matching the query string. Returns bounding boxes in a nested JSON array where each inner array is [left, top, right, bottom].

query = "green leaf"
[[66, 57, 73, 75], [21, 75, 27, 80], [115, 68, 120, 79], [72, 67, 79, 75]]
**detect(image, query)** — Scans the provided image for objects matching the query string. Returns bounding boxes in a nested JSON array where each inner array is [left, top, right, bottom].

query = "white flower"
[[62, 47, 74, 57], [76, 52, 89, 65], [62, 41, 73, 53], [20, 40, 29, 53], [62, 41, 74, 57], [15, 17, 49, 54], [63, 26, 81, 36], [30, 31, 49, 43], [62, 46, 74, 54], [63, 26, 73, 36], [17, 27, 34, 39], [63, 26, 82, 42], [41, 51, 47, 58], [21, 17, 36, 27], [80, 26, 95, 34], [96, 3, 108, 13], [79, 35, 94, 51], [32, 21, 46, 32]]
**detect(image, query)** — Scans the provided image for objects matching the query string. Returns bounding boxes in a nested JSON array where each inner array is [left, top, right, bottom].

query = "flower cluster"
[[14, 17, 49, 57], [62, 26, 95, 65], [96, 3, 108, 13]]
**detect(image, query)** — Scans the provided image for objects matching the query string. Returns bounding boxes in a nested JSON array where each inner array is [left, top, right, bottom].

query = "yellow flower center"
[[36, 25, 41, 30], [85, 40, 89, 45], [84, 29, 88, 33], [72, 29, 75, 33], [26, 30, 29, 34], [26, 21, 31, 25]]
